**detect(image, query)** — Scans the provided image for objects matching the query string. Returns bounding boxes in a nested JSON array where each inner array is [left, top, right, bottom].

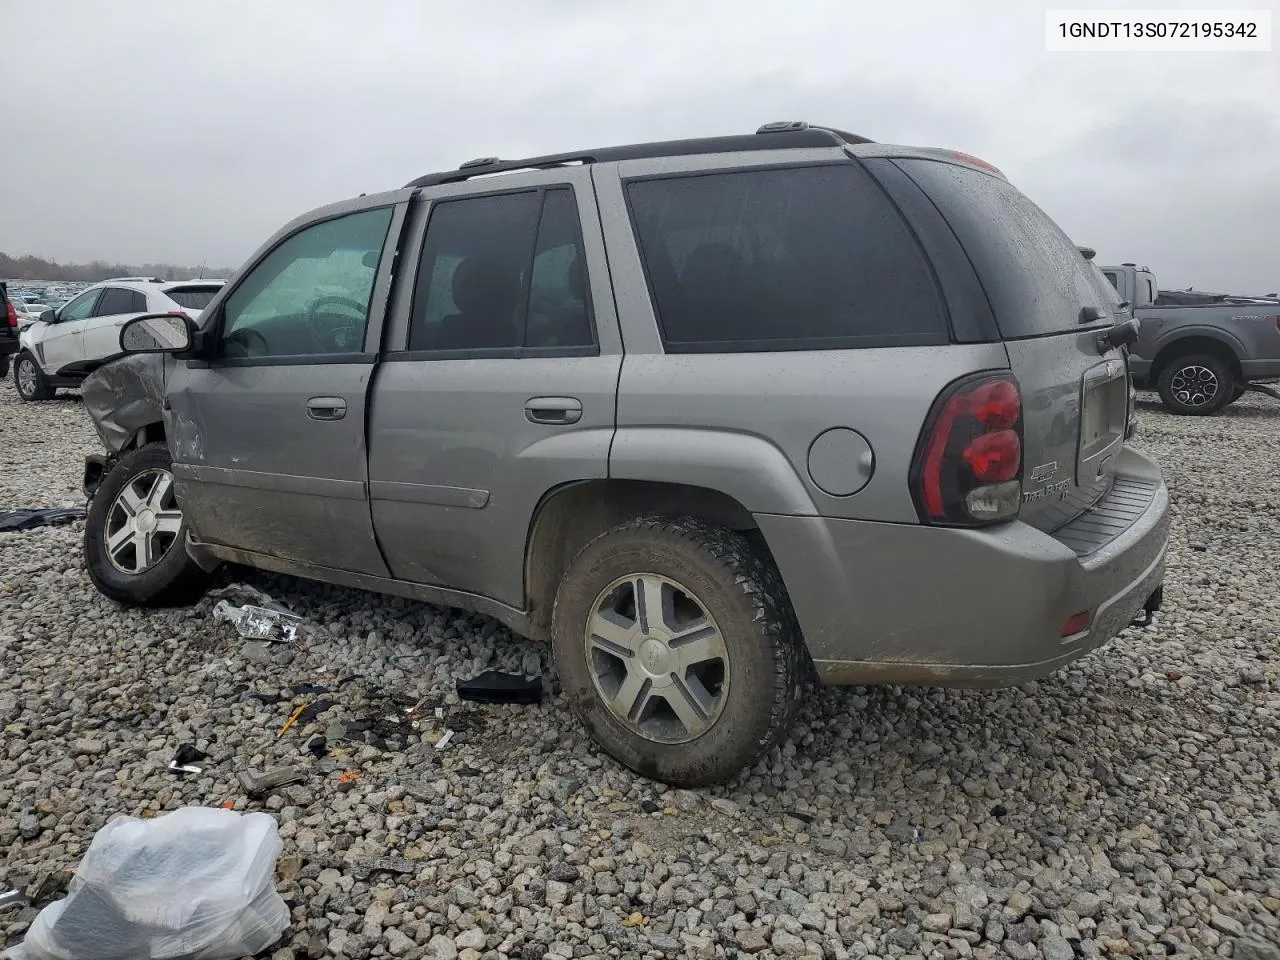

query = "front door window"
[[219, 207, 394, 359], [58, 290, 101, 322]]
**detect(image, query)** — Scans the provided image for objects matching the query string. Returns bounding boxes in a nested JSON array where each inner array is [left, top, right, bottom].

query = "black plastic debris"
[[640, 799, 661, 814], [0, 507, 87, 533], [237, 767, 307, 798], [291, 683, 331, 695], [456, 670, 543, 705], [302, 734, 328, 758], [167, 743, 209, 776], [293, 699, 336, 727]]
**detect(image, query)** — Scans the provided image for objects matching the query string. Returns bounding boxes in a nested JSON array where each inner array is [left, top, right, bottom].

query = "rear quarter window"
[[897, 159, 1107, 338], [625, 163, 948, 353], [164, 286, 221, 310]]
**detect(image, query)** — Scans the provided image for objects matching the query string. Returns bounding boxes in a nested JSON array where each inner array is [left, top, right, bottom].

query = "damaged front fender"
[[81, 353, 175, 455]]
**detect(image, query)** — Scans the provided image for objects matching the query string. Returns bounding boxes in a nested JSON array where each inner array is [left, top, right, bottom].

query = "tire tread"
[[552, 514, 808, 786]]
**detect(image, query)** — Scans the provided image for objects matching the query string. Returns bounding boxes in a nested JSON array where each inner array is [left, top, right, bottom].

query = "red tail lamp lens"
[[963, 430, 1021, 484]]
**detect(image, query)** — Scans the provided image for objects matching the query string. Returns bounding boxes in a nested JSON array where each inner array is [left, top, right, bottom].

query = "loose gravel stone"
[[1, 386, 1278, 959]]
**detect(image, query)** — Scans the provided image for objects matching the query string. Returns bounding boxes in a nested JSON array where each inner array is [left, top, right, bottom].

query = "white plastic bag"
[[6, 807, 290, 960]]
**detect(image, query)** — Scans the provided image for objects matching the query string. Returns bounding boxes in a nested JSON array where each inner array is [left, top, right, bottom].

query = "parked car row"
[[74, 122, 1171, 786]]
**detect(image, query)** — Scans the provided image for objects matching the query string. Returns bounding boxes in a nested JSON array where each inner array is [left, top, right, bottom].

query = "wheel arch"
[[522, 479, 772, 643], [1149, 333, 1243, 384]]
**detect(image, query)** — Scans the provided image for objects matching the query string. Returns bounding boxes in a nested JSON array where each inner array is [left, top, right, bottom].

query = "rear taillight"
[[5, 301, 17, 328], [911, 373, 1023, 526], [953, 151, 1006, 178]]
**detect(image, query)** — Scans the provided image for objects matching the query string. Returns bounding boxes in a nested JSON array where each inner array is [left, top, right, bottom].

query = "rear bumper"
[[757, 447, 1171, 688]]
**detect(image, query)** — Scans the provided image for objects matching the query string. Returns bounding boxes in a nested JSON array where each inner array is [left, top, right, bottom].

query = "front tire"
[[551, 516, 807, 787], [1157, 353, 1235, 415], [14, 351, 55, 401], [84, 443, 209, 607]]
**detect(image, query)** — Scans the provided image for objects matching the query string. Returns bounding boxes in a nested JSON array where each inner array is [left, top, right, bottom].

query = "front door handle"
[[525, 396, 582, 425], [306, 396, 347, 421]]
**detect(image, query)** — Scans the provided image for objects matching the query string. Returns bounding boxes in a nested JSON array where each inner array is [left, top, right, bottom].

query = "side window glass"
[[59, 290, 101, 322], [527, 189, 594, 349], [129, 290, 148, 313], [1103, 272, 1119, 290], [408, 192, 541, 352], [626, 165, 947, 351], [94, 288, 135, 317], [220, 207, 393, 359]]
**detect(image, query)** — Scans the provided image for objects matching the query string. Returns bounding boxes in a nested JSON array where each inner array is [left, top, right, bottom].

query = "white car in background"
[[12, 301, 51, 330], [14, 278, 225, 401]]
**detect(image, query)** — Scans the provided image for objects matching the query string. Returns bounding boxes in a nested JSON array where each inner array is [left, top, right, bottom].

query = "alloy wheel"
[[105, 468, 183, 574], [1169, 364, 1219, 408], [16, 358, 37, 397], [584, 573, 730, 744]]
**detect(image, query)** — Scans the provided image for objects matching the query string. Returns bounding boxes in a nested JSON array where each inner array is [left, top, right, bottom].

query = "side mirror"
[[38, 309, 56, 324], [119, 313, 194, 354]]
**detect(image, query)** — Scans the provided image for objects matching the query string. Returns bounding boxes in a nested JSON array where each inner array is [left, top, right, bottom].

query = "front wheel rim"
[[17, 359, 36, 396], [105, 468, 184, 574], [1170, 364, 1219, 407], [584, 573, 730, 744]]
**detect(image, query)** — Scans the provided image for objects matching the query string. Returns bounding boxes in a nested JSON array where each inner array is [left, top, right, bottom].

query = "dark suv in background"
[[83, 122, 1169, 785], [1, 282, 19, 379]]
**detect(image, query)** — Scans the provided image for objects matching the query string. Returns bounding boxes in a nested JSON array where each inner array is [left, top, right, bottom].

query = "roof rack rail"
[[103, 276, 164, 283], [405, 122, 873, 188]]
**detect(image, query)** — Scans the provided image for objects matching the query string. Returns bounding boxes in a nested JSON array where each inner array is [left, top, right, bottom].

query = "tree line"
[[1, 251, 236, 283]]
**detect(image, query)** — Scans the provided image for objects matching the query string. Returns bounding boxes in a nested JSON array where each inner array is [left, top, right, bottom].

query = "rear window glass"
[[165, 286, 221, 310], [898, 159, 1108, 337], [625, 164, 948, 352]]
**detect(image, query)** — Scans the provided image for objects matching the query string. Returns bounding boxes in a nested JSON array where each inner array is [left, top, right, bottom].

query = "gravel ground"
[[1, 383, 1277, 960]]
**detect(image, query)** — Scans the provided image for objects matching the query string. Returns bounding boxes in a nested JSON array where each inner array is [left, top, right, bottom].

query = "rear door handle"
[[306, 396, 347, 421], [525, 397, 582, 425]]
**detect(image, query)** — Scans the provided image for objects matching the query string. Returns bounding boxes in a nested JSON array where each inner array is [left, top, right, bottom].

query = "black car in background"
[[1, 281, 21, 379]]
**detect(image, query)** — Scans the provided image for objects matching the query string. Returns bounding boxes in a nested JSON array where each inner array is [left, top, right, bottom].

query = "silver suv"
[[81, 122, 1171, 786]]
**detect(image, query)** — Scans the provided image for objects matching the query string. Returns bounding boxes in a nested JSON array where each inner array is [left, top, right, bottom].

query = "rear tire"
[[84, 443, 210, 607], [14, 351, 55, 401], [1228, 385, 1248, 405], [1156, 353, 1235, 415], [0, 355, 8, 379], [551, 516, 807, 787]]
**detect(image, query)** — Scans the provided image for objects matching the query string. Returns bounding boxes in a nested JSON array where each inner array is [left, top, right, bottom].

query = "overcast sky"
[[2, 0, 1277, 292]]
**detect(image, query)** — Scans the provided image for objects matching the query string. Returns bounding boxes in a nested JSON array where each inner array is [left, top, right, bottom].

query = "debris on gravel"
[[1, 385, 1277, 958]]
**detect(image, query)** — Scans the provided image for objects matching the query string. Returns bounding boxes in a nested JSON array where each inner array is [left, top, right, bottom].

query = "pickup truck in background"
[[1102, 263, 1280, 415]]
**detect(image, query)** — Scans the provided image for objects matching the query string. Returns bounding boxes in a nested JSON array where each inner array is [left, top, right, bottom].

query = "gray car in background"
[[81, 122, 1171, 785], [1102, 263, 1280, 414]]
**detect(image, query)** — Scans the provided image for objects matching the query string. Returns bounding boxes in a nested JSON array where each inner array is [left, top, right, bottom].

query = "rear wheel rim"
[[17, 359, 36, 396], [105, 468, 183, 574], [1170, 364, 1219, 408], [584, 573, 730, 744]]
